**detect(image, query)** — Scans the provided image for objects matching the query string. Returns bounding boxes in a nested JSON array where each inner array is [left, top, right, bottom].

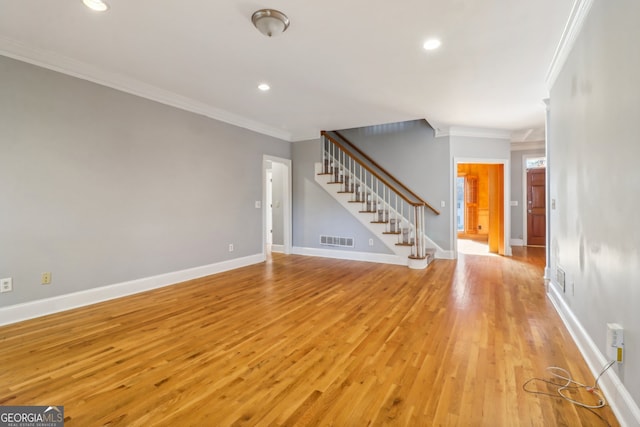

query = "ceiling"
[[0, 0, 574, 142]]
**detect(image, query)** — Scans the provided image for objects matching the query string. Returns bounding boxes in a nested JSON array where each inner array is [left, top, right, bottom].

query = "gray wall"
[[292, 139, 392, 254], [339, 120, 452, 250], [549, 0, 640, 408], [510, 147, 545, 242], [0, 56, 290, 307]]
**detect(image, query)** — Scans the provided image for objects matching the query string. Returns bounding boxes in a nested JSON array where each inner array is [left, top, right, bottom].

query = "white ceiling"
[[0, 0, 574, 142]]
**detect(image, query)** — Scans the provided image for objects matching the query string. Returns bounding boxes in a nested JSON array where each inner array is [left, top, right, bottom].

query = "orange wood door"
[[527, 168, 546, 246], [465, 176, 478, 234], [488, 164, 504, 254]]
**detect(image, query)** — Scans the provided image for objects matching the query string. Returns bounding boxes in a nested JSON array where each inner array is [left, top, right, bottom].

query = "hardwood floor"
[[0, 249, 619, 426]]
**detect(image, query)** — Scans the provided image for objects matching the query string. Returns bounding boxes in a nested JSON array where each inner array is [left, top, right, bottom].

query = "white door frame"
[[262, 155, 292, 256], [451, 157, 512, 258]]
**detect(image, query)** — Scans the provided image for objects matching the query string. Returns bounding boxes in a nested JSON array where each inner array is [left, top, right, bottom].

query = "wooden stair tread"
[[359, 210, 377, 213], [327, 181, 344, 184], [371, 221, 389, 224], [382, 231, 401, 235], [338, 191, 354, 194], [395, 242, 415, 247], [348, 200, 364, 203]]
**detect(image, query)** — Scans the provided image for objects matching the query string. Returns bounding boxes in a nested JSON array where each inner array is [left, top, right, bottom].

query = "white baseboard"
[[0, 253, 265, 327], [435, 250, 455, 260], [271, 244, 285, 253], [547, 283, 640, 426], [292, 246, 407, 266], [510, 238, 525, 246]]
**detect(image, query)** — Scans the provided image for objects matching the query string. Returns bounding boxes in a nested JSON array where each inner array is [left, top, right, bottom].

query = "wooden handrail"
[[323, 132, 421, 207], [323, 131, 441, 215]]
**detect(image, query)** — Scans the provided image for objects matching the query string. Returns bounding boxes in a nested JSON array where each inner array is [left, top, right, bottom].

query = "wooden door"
[[488, 164, 505, 254], [527, 168, 546, 246], [465, 176, 478, 234]]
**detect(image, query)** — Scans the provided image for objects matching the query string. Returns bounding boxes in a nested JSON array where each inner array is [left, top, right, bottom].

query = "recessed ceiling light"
[[83, 0, 109, 12], [423, 39, 442, 51], [258, 83, 271, 91]]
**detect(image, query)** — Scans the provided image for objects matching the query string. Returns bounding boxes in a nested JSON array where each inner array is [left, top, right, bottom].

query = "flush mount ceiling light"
[[423, 38, 442, 51], [252, 9, 290, 37], [83, 0, 109, 12], [258, 83, 271, 91]]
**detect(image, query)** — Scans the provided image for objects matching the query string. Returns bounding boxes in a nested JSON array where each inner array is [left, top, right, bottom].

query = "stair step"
[[396, 242, 415, 247], [359, 210, 377, 213], [338, 191, 354, 194], [327, 181, 344, 184], [382, 231, 401, 235], [371, 221, 389, 224]]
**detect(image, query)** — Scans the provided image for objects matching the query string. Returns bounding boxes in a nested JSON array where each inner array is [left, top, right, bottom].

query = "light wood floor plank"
[[0, 249, 619, 426]]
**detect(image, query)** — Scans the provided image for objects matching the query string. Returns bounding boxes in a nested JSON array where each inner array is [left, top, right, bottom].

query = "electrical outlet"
[[228, 244, 234, 252], [41, 272, 51, 285], [606, 323, 624, 363], [0, 277, 12, 293], [368, 238, 374, 246]]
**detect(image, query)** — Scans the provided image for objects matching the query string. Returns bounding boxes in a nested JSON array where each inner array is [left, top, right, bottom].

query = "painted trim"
[[432, 125, 512, 140], [271, 244, 285, 253], [263, 155, 292, 257], [547, 284, 640, 427], [452, 157, 512, 258], [436, 250, 455, 260], [0, 36, 292, 142], [510, 238, 524, 246], [0, 253, 265, 327], [292, 246, 407, 266], [290, 131, 321, 142], [545, 0, 595, 89], [510, 141, 545, 151], [449, 126, 512, 140]]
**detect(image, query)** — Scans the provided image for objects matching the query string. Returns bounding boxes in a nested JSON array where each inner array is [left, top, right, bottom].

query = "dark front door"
[[527, 168, 546, 246]]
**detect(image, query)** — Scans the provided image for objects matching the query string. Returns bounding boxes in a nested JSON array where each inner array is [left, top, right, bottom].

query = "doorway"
[[526, 167, 546, 246], [522, 156, 547, 247], [454, 159, 510, 257], [262, 155, 292, 256]]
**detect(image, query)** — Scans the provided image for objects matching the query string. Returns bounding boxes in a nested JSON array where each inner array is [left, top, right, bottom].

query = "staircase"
[[315, 131, 441, 269]]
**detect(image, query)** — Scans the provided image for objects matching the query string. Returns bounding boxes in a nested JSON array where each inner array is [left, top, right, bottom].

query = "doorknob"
[[528, 210, 532, 213]]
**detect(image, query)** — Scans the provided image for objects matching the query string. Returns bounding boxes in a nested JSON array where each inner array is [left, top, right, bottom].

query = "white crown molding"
[[0, 36, 293, 142], [510, 140, 545, 152], [545, 0, 595, 89], [0, 253, 265, 327], [290, 130, 322, 142], [448, 126, 511, 140]]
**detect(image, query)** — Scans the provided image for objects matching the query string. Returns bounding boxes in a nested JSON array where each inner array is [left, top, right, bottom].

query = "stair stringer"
[[314, 162, 442, 268]]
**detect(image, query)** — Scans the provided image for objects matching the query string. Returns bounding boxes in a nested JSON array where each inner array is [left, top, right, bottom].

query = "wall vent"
[[320, 235, 355, 248]]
